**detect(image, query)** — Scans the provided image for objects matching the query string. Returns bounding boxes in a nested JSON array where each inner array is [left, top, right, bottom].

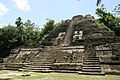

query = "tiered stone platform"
[[1, 15, 120, 75]]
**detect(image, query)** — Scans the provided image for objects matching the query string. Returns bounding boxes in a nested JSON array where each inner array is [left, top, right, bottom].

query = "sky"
[[0, 0, 120, 28]]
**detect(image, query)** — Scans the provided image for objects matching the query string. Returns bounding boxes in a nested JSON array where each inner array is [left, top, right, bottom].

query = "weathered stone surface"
[[2, 15, 120, 75], [10, 48, 20, 54], [52, 63, 82, 70]]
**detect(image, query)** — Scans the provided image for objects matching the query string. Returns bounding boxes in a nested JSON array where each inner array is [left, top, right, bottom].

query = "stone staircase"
[[81, 56, 105, 75], [3, 63, 29, 70], [22, 47, 57, 72], [77, 44, 105, 75], [24, 62, 53, 73], [51, 63, 82, 73]]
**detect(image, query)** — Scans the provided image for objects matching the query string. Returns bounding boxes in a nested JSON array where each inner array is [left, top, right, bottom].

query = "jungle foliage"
[[96, 4, 120, 36], [0, 17, 59, 57]]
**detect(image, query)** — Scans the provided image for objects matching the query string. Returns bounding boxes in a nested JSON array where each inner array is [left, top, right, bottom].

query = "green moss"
[[0, 70, 9, 74]]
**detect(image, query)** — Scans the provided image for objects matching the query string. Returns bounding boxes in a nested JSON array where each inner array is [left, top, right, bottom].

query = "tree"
[[23, 20, 40, 45], [113, 4, 120, 17], [96, 5, 120, 36], [0, 25, 19, 57], [39, 19, 55, 41], [0, 17, 60, 57], [15, 18, 41, 46], [15, 17, 23, 28], [39, 19, 60, 41], [15, 17, 24, 45]]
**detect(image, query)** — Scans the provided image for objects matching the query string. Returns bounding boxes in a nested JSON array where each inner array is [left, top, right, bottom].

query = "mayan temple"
[[1, 14, 120, 75]]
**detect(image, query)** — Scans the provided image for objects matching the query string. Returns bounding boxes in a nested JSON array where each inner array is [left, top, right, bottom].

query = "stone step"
[[5, 65, 25, 68], [78, 72, 105, 75], [29, 70, 53, 73], [35, 57, 56, 58], [32, 61, 54, 63], [53, 63, 82, 65], [83, 65, 100, 67], [84, 58, 99, 60], [30, 61, 54, 63], [24, 66, 51, 69], [30, 62, 53, 64], [20, 48, 41, 51], [31, 58, 55, 60], [31, 59, 55, 62], [83, 62, 100, 64], [6, 66, 22, 68], [52, 70, 80, 73], [83, 60, 99, 62], [60, 46, 85, 49], [24, 65, 31, 67], [84, 55, 96, 57], [82, 69, 101, 72], [34, 57, 56, 59], [35, 56, 53, 58], [83, 59, 99, 61], [6, 67, 21, 70], [22, 67, 29, 69], [29, 68, 50, 70], [84, 57, 99, 58], [31, 62, 53, 63], [19, 68, 81, 73], [31, 63, 53, 66], [35, 54, 56, 56], [30, 66, 51, 68], [34, 56, 49, 58], [36, 53, 56, 55], [3, 63, 30, 65], [29, 70, 80, 73], [82, 67, 101, 69], [35, 56, 56, 58]]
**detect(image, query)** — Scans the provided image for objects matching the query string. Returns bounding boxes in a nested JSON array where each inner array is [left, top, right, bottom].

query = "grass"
[[0, 70, 120, 80], [0, 70, 9, 74]]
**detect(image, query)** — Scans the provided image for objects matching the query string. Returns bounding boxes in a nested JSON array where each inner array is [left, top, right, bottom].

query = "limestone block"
[[85, 14, 94, 20], [112, 43, 120, 52], [56, 51, 83, 63], [72, 15, 83, 20], [52, 63, 82, 70], [99, 57, 111, 63], [96, 51, 112, 57], [101, 64, 111, 71], [72, 52, 83, 63], [56, 52, 71, 63], [10, 49, 20, 54], [111, 65, 120, 70], [95, 45, 112, 51]]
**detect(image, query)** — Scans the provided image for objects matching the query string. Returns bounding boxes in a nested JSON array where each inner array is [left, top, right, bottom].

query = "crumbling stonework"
[[1, 14, 120, 75]]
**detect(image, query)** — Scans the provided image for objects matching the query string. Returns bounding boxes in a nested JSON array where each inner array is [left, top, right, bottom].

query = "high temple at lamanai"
[[1, 14, 120, 75]]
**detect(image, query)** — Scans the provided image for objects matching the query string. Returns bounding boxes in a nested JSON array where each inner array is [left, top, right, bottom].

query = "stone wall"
[[4, 48, 41, 63]]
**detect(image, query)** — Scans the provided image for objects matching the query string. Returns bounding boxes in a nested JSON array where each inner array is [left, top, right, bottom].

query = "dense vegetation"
[[95, 4, 120, 36], [0, 17, 59, 57]]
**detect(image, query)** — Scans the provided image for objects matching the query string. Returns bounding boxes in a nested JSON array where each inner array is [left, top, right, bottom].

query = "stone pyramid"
[[1, 14, 120, 75]]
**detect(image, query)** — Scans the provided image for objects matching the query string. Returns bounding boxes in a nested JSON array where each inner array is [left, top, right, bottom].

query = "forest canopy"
[[0, 18, 60, 57]]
